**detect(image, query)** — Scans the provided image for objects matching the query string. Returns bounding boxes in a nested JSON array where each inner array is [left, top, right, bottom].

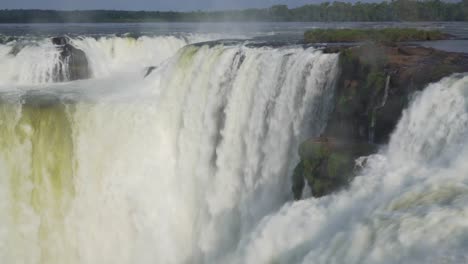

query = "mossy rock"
[[292, 138, 376, 199]]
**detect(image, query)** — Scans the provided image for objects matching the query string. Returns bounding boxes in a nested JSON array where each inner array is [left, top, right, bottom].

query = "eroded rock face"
[[52, 37, 91, 81], [293, 44, 468, 199], [327, 44, 468, 145]]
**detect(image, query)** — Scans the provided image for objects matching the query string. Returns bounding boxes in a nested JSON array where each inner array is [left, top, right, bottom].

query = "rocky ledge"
[[293, 43, 468, 199]]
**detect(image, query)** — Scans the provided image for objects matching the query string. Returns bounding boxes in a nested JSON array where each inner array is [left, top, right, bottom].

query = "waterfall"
[[0, 40, 64, 85], [0, 34, 217, 86], [3, 29, 467, 264], [0, 43, 339, 264], [70, 34, 217, 78], [230, 74, 468, 264]]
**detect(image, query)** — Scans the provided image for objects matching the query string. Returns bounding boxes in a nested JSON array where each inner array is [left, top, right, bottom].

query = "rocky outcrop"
[[292, 136, 376, 199], [293, 44, 468, 199], [326, 44, 468, 144], [52, 37, 90, 81], [52, 36, 68, 46]]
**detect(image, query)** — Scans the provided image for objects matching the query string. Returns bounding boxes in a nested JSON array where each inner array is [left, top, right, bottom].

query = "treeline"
[[1, 0, 468, 23]]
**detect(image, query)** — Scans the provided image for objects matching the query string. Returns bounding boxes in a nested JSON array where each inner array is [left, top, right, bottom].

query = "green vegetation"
[[292, 138, 376, 199], [305, 28, 448, 43], [0, 0, 467, 23]]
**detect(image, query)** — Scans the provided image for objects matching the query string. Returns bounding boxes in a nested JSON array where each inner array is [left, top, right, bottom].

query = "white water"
[[71, 34, 221, 77], [2, 32, 468, 264], [0, 34, 220, 85], [231, 74, 468, 264], [0, 40, 64, 85], [0, 43, 339, 264]]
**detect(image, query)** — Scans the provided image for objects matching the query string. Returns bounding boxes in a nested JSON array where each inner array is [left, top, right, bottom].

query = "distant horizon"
[[1, 1, 466, 24], [0, 0, 464, 13], [0, 0, 390, 12]]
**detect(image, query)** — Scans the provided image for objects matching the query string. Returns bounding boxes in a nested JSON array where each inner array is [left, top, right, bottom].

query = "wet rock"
[[52, 36, 68, 46], [61, 44, 90, 81], [292, 136, 376, 199], [51, 36, 91, 81], [144, 66, 157, 77], [8, 44, 25, 56]]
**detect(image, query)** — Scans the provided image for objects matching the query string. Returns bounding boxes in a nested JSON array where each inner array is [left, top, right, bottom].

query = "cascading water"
[[0, 34, 218, 85], [0, 41, 339, 264], [229, 74, 468, 264], [2, 30, 468, 264], [0, 40, 65, 85], [71, 34, 219, 77]]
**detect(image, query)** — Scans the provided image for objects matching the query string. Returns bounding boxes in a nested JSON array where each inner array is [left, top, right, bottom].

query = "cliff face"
[[293, 44, 468, 199], [326, 44, 468, 144]]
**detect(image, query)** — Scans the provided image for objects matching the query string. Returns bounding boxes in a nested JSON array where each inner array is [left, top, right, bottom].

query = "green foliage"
[[299, 139, 330, 161], [304, 28, 448, 43], [366, 70, 387, 93], [270, 5, 291, 21], [340, 48, 357, 62], [0, 0, 467, 23]]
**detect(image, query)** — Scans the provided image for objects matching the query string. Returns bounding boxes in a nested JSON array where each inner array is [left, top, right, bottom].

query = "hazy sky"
[[0, 0, 337, 11]]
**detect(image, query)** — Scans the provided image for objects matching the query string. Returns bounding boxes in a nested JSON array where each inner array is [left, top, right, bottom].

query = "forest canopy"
[[0, 0, 467, 23]]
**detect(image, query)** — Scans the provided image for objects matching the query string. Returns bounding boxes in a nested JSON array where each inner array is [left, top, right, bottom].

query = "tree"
[[463, 0, 468, 20], [270, 5, 290, 20], [392, 0, 419, 21]]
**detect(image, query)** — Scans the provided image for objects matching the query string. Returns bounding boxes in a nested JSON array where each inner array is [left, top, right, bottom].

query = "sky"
[[0, 0, 339, 11]]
